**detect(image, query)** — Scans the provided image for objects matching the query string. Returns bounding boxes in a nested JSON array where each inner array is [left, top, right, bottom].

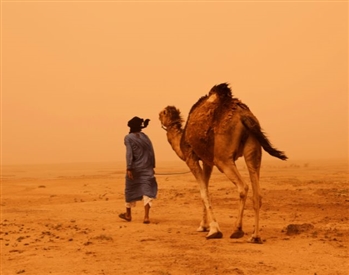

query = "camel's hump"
[[188, 83, 233, 115], [208, 83, 232, 98]]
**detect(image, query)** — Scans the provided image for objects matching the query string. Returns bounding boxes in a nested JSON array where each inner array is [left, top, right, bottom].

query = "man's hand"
[[127, 169, 134, 180]]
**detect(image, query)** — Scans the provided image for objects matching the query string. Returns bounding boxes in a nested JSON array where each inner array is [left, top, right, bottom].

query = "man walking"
[[119, 116, 157, 224]]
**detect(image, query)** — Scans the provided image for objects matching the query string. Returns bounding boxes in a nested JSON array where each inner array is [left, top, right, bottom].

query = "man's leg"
[[126, 207, 132, 220], [119, 201, 135, 221], [144, 203, 150, 224], [143, 196, 153, 224]]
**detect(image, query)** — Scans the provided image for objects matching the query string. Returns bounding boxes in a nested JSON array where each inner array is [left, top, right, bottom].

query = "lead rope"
[[155, 171, 191, 175]]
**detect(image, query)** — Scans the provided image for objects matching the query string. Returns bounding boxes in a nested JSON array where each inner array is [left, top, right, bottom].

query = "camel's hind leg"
[[186, 157, 222, 239], [216, 160, 249, 239], [244, 138, 263, 244]]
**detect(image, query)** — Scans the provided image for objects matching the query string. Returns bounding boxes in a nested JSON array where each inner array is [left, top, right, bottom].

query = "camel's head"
[[159, 106, 183, 131]]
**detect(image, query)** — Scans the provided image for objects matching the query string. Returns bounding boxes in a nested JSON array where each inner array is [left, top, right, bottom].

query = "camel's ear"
[[163, 107, 170, 115]]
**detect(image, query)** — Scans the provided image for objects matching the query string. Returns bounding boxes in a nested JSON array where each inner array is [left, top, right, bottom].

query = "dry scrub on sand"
[[1, 160, 348, 275]]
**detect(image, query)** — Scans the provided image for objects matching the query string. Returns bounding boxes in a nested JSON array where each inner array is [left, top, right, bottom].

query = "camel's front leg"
[[187, 158, 222, 239], [196, 162, 213, 233], [217, 161, 248, 239], [198, 186, 223, 239], [196, 202, 209, 232]]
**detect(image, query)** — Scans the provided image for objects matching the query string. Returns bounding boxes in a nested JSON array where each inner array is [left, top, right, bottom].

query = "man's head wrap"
[[127, 116, 150, 133]]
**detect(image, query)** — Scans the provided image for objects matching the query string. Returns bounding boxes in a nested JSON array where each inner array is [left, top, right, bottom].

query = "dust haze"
[[2, 1, 348, 165]]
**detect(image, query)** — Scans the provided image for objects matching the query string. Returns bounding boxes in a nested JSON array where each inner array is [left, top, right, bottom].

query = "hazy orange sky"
[[1, 1, 348, 165]]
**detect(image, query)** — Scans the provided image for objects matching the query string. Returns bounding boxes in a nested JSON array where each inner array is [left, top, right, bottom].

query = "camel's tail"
[[241, 115, 288, 160]]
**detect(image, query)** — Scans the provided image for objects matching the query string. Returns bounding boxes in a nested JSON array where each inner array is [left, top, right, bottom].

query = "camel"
[[158, 83, 287, 243]]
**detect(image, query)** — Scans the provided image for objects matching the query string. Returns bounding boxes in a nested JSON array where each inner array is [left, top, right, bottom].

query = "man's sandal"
[[119, 213, 131, 222]]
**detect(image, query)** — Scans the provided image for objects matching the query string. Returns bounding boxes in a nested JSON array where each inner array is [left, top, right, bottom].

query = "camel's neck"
[[166, 125, 185, 161]]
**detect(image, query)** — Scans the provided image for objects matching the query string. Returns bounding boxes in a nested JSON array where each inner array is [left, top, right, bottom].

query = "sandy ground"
[[1, 159, 348, 275]]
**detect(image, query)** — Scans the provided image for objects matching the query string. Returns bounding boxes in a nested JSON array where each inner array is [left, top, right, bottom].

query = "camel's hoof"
[[206, 231, 223, 239], [230, 230, 245, 239], [197, 226, 209, 232], [248, 236, 263, 244]]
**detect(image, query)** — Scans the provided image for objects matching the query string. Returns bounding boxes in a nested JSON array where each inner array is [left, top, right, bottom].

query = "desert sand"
[[1, 159, 348, 275]]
